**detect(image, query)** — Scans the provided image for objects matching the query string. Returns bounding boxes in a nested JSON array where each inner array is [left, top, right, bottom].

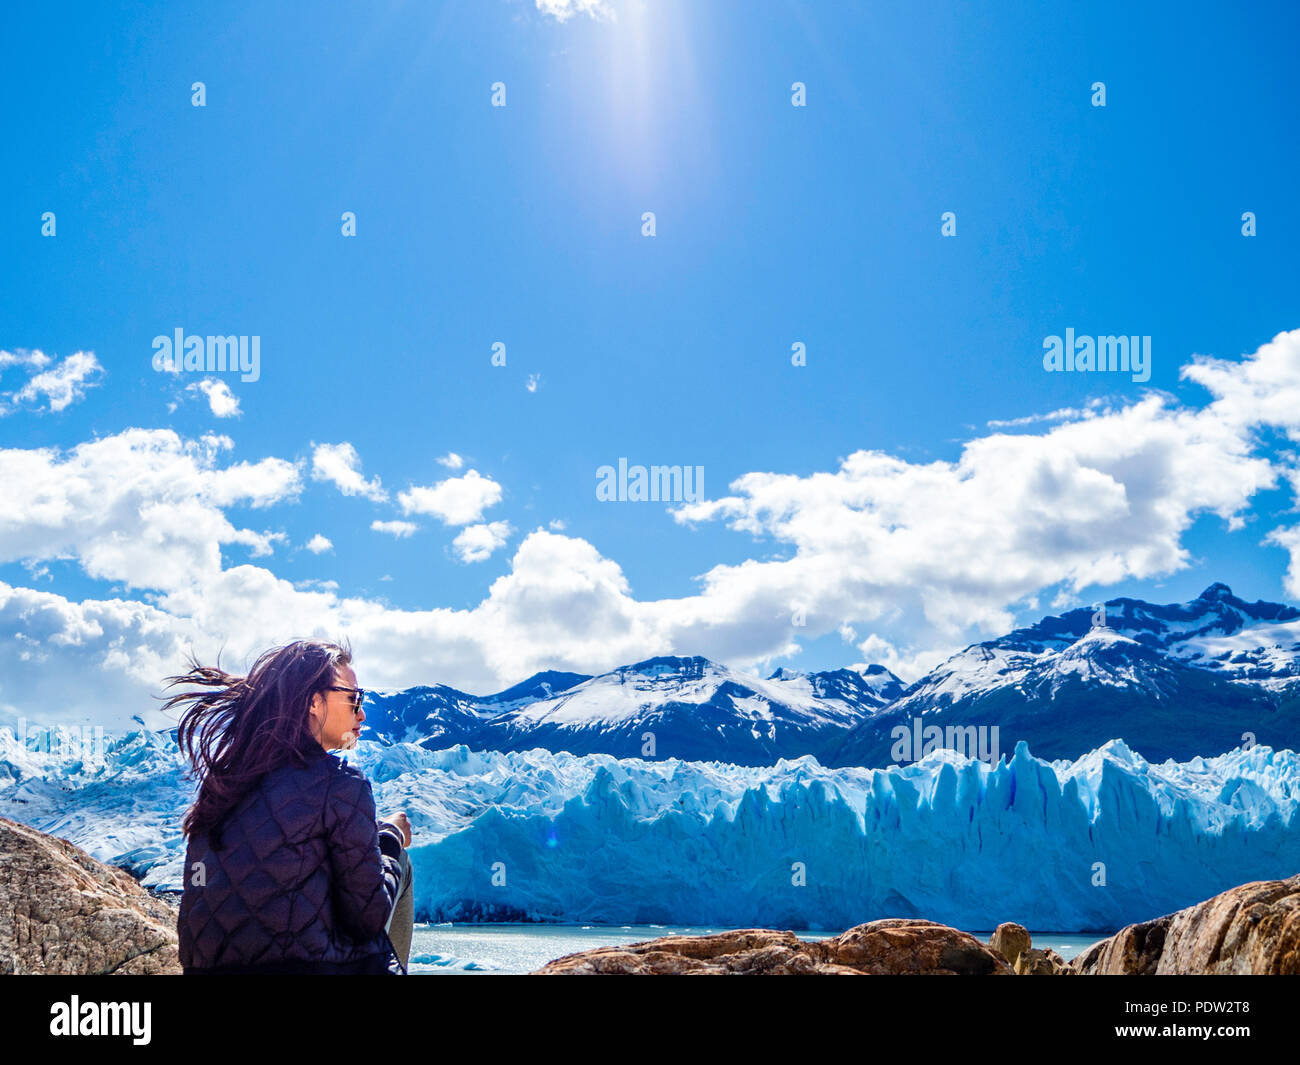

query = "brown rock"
[[821, 919, 1013, 974], [0, 817, 180, 974], [1070, 916, 1170, 975], [534, 918, 1014, 975], [989, 921, 1032, 967], [1014, 946, 1071, 975], [1071, 873, 1300, 975]]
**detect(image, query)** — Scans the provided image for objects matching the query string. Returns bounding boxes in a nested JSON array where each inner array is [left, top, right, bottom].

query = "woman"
[[166, 638, 415, 974]]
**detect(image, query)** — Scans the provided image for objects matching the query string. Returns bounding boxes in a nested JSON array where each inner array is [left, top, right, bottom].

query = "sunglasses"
[[327, 685, 368, 712]]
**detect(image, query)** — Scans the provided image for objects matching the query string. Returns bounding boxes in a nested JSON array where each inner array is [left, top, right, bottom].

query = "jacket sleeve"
[[376, 819, 405, 860], [322, 766, 404, 942]]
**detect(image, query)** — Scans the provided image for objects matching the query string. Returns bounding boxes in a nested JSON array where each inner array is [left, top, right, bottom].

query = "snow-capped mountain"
[[994, 582, 1300, 686], [465, 655, 902, 766], [361, 670, 592, 746], [826, 624, 1288, 767], [354, 584, 1300, 768], [358, 657, 903, 766], [354, 583, 1300, 768]]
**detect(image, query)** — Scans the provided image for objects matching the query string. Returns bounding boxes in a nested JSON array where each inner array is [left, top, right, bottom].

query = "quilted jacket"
[[178, 739, 407, 974]]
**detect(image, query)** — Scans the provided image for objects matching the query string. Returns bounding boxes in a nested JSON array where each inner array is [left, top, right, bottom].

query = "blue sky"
[[1, 0, 1299, 724]]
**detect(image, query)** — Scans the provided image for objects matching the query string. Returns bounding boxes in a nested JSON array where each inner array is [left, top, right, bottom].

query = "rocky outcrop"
[[989, 922, 1032, 968], [0, 817, 180, 974], [1071, 873, 1300, 975], [1070, 918, 1169, 975], [1014, 947, 1070, 975], [534, 919, 1014, 975], [985, 923, 1071, 974]]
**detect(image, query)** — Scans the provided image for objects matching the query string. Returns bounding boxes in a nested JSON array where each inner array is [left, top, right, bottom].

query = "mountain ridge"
[[361, 583, 1300, 767]]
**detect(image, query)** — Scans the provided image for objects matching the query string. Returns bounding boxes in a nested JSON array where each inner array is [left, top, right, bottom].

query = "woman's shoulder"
[[255, 744, 338, 792], [308, 748, 375, 798], [324, 756, 374, 799], [254, 745, 372, 806]]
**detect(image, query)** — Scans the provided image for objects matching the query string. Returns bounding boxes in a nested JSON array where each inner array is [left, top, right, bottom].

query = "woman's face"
[[309, 663, 365, 751]]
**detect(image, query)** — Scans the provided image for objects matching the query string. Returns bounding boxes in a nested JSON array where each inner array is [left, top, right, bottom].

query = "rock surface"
[[0, 816, 180, 974], [1071, 873, 1300, 975], [1015, 947, 1070, 975], [989, 921, 1032, 968], [534, 918, 1014, 975]]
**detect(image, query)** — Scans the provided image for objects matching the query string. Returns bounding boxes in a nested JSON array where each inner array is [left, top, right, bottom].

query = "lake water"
[[406, 922, 1105, 974]]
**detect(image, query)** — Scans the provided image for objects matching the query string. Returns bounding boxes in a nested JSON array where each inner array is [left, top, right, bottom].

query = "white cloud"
[[985, 398, 1107, 429], [452, 521, 513, 563], [398, 470, 503, 526], [1183, 329, 1300, 441], [242, 530, 288, 558], [535, 0, 614, 22], [0, 349, 52, 375], [372, 520, 417, 539], [3, 330, 1300, 728], [0, 428, 299, 595], [3, 351, 103, 414], [188, 378, 241, 418], [204, 457, 303, 510], [437, 452, 465, 469], [1266, 525, 1300, 599], [311, 442, 387, 501], [526, 373, 540, 393], [672, 387, 1275, 642], [305, 534, 333, 554], [0, 580, 195, 730], [851, 633, 953, 684]]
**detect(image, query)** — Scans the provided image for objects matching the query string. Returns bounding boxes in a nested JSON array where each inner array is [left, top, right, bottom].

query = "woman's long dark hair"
[[162, 638, 353, 841]]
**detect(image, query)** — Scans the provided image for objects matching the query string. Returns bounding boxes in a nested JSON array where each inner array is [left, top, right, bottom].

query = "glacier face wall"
[[387, 740, 1300, 932], [2, 727, 1297, 933]]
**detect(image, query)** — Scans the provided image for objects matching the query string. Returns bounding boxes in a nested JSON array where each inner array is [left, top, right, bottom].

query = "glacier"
[[1, 725, 1298, 933]]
